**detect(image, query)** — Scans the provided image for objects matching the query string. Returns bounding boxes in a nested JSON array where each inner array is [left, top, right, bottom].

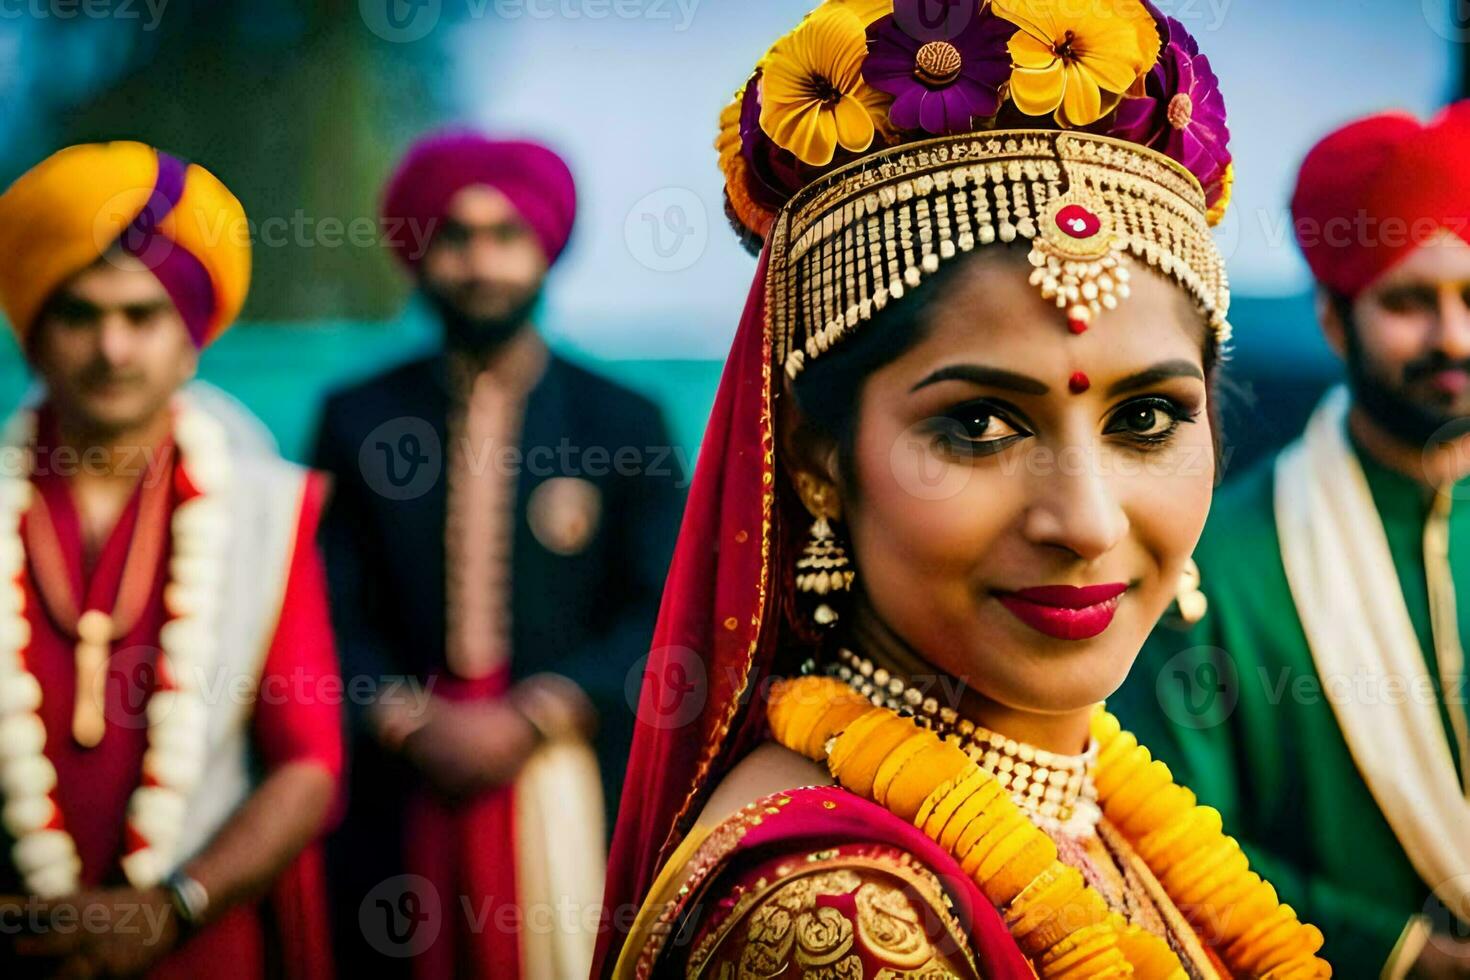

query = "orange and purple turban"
[[1292, 101, 1470, 298], [0, 141, 251, 348], [380, 131, 577, 269]]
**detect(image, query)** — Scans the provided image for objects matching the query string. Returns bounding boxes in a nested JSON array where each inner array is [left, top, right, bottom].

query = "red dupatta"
[[593, 246, 818, 975], [592, 237, 1037, 980]]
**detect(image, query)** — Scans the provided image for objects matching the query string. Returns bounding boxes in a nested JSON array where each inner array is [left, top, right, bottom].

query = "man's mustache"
[[78, 365, 147, 389], [1404, 355, 1470, 384]]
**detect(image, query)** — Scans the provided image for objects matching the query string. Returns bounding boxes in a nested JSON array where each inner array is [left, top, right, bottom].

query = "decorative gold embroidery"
[[873, 963, 962, 979], [636, 793, 797, 980], [795, 906, 854, 966], [811, 954, 865, 979], [854, 883, 931, 970], [740, 898, 798, 977], [682, 841, 981, 980]]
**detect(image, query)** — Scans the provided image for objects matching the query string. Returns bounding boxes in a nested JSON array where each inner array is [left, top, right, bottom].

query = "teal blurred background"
[[1, 1, 1466, 470]]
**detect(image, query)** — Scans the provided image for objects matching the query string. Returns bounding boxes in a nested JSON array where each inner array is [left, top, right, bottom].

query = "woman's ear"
[[777, 381, 844, 519]]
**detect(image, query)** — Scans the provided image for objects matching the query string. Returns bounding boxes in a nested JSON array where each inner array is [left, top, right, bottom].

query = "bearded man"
[[1121, 104, 1470, 978]]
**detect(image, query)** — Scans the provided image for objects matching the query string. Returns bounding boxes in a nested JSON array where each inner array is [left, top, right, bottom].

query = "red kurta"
[[11, 421, 342, 979]]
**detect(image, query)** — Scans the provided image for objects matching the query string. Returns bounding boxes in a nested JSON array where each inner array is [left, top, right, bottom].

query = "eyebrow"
[[909, 364, 1049, 395], [1105, 360, 1205, 397]]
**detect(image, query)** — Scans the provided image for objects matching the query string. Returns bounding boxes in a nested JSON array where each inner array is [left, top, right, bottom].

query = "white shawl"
[[1274, 386, 1470, 921]]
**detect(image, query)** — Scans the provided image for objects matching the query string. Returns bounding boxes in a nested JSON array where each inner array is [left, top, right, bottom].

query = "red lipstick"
[[996, 583, 1128, 641]]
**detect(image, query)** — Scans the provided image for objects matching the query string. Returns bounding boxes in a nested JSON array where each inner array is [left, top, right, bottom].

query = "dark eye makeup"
[[925, 394, 1201, 458]]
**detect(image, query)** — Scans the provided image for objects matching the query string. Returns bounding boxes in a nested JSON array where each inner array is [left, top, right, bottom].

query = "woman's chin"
[[959, 631, 1143, 716]]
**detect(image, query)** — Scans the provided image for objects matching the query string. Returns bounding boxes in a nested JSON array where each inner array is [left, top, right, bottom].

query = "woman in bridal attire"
[[594, 1, 1331, 976]]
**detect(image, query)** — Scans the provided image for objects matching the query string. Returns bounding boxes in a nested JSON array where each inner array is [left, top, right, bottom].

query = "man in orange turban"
[[0, 143, 343, 980], [1122, 104, 1470, 976]]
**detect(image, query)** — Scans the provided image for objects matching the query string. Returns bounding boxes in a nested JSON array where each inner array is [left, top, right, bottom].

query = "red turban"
[[380, 131, 577, 269], [1291, 101, 1470, 298]]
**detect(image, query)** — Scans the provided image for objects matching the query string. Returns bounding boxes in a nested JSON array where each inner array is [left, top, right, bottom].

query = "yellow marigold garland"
[[767, 675, 1330, 979]]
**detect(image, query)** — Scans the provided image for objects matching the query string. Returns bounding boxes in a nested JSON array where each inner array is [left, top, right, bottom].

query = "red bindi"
[[1068, 372, 1090, 395]]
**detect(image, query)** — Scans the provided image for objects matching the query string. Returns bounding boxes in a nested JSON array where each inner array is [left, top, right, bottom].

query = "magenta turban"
[[381, 131, 577, 269]]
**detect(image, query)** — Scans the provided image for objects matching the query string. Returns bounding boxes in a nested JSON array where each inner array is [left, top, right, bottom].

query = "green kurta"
[[1114, 434, 1470, 977]]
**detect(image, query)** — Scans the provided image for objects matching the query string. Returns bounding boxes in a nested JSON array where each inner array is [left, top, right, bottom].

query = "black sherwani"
[[311, 349, 684, 973]]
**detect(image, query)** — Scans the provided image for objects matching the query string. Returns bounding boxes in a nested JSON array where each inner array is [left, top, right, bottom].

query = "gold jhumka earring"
[[793, 475, 854, 626]]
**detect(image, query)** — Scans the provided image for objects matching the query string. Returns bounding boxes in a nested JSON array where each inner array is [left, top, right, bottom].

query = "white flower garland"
[[0, 397, 229, 897]]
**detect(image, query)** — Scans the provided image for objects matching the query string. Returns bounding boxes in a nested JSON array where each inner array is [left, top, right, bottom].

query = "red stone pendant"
[[1055, 204, 1101, 240]]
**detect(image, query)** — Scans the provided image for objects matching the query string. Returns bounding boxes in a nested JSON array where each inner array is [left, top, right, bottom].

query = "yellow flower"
[[759, 4, 891, 167], [820, 0, 891, 26], [993, 0, 1161, 127]]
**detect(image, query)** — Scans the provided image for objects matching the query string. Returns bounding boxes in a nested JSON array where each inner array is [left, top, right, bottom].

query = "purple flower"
[[863, 1, 1012, 136], [738, 71, 815, 210], [1109, 16, 1231, 206]]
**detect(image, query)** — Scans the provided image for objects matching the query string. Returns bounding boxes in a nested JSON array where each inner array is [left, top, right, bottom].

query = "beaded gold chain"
[[829, 648, 1102, 837]]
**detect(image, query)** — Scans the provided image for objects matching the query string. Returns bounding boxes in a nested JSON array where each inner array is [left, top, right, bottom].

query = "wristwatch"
[[162, 869, 210, 932]]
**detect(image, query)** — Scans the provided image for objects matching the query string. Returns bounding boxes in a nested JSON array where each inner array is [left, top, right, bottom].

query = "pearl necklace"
[[829, 648, 1102, 838], [0, 399, 229, 897]]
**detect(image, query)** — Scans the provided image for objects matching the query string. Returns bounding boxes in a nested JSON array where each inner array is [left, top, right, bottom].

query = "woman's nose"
[[1020, 449, 1130, 561]]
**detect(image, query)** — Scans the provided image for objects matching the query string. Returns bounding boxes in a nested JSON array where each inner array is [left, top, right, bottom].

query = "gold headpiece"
[[766, 129, 1231, 378], [717, 0, 1236, 377]]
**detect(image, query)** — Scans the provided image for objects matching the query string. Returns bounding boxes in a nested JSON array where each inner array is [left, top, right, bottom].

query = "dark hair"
[[789, 245, 1225, 487]]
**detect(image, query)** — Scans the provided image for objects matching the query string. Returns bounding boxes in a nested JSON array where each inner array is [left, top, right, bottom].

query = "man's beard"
[[1344, 317, 1470, 446], [424, 283, 542, 356]]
